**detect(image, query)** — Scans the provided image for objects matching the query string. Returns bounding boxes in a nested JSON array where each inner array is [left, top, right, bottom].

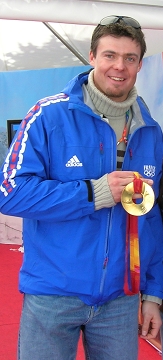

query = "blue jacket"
[[0, 71, 163, 305]]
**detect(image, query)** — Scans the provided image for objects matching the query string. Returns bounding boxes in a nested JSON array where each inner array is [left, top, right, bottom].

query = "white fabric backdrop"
[[0, 214, 22, 244]]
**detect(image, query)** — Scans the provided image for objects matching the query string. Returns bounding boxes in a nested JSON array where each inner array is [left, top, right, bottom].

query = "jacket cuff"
[[141, 294, 162, 305], [91, 174, 116, 210]]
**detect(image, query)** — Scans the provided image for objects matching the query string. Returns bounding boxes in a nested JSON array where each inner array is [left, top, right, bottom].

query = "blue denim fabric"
[[18, 293, 139, 360]]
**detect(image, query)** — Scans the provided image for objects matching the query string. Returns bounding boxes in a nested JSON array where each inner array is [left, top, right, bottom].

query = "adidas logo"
[[66, 155, 83, 167]]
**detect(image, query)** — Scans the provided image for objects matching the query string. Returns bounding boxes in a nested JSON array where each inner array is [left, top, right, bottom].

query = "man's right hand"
[[107, 171, 153, 204]]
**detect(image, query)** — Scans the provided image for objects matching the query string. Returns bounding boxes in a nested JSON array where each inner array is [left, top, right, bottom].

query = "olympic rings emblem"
[[144, 166, 155, 178]]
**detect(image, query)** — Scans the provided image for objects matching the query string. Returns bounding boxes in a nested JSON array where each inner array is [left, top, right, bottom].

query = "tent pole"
[[43, 22, 89, 65]]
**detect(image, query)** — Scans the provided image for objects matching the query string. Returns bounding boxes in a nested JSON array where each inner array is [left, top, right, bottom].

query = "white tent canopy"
[[0, 0, 163, 71]]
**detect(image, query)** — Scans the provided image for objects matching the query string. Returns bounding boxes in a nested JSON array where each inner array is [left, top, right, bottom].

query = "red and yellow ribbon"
[[124, 172, 141, 295]]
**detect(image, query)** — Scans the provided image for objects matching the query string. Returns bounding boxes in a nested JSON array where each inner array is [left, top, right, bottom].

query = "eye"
[[126, 57, 136, 63], [105, 54, 114, 59]]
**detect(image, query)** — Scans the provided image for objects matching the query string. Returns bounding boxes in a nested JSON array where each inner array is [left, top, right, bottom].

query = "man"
[[0, 15, 163, 360]]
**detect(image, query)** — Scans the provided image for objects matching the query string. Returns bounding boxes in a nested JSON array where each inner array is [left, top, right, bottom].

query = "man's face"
[[89, 35, 142, 102]]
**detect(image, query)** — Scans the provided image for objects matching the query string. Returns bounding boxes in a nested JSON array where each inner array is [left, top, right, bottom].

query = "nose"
[[113, 56, 125, 70]]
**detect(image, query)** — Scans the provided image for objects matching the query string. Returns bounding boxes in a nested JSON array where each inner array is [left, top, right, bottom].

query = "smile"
[[110, 77, 125, 81]]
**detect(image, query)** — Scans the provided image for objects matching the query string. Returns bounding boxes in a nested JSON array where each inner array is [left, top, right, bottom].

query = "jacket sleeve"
[[141, 205, 163, 299], [157, 172, 163, 217], [0, 105, 94, 221]]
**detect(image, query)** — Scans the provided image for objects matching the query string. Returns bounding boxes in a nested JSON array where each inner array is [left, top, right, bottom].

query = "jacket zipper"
[[98, 131, 116, 298], [99, 207, 114, 295]]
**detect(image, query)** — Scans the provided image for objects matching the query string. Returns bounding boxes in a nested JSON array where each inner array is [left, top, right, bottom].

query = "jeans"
[[18, 293, 139, 360]]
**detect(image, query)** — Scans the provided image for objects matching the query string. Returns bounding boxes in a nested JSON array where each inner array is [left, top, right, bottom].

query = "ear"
[[137, 60, 142, 73], [89, 51, 95, 66]]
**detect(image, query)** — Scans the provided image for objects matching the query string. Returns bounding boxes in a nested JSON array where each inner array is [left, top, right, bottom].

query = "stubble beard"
[[104, 88, 126, 101]]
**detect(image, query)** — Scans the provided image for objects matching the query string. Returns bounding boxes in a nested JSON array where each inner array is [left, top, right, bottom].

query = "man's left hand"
[[141, 300, 162, 339]]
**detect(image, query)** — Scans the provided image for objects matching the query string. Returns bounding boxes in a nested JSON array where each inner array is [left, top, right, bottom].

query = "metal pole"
[[43, 22, 89, 65]]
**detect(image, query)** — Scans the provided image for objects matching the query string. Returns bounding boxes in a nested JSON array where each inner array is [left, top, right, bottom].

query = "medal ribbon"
[[117, 110, 129, 146], [124, 172, 142, 295]]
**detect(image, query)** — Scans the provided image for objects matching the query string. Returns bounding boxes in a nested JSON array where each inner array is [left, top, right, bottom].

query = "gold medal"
[[121, 180, 155, 216]]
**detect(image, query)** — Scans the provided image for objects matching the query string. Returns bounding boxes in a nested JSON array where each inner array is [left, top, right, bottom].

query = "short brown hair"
[[90, 21, 146, 61]]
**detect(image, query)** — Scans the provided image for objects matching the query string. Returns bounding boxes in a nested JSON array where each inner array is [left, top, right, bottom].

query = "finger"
[[141, 324, 160, 340], [146, 327, 159, 340], [142, 178, 153, 186], [133, 194, 143, 199], [118, 171, 136, 179], [141, 318, 151, 337]]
